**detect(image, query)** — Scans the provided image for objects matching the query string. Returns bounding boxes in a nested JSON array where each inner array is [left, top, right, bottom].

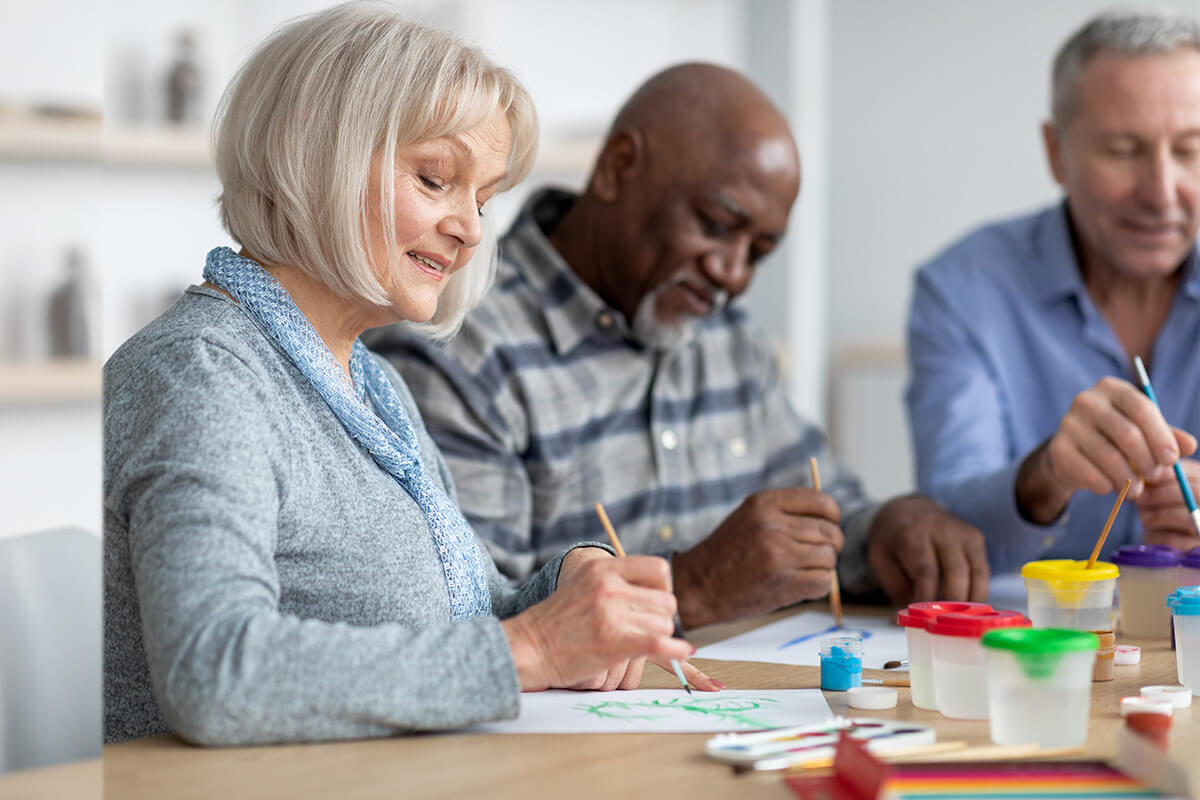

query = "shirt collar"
[[1034, 200, 1200, 304], [501, 188, 625, 355]]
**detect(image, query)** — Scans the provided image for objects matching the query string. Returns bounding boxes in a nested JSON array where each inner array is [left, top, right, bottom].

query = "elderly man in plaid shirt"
[[366, 63, 989, 627]]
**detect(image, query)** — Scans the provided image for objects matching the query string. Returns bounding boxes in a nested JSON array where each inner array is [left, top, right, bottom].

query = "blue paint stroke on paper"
[[777, 625, 872, 651]]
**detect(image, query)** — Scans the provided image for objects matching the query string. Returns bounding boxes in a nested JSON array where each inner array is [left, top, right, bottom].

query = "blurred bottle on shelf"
[[165, 28, 203, 126], [47, 246, 96, 360]]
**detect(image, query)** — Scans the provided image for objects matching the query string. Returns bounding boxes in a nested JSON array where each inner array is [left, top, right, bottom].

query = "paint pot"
[[896, 601, 993, 711], [981, 628, 1099, 747], [1167, 586, 1200, 695], [928, 610, 1031, 720], [1091, 631, 1115, 681], [1021, 559, 1118, 631], [847, 686, 898, 710], [1180, 547, 1200, 588], [1114, 645, 1141, 665], [819, 635, 863, 691], [1141, 685, 1192, 709], [1112, 545, 1180, 639], [1125, 712, 1172, 750]]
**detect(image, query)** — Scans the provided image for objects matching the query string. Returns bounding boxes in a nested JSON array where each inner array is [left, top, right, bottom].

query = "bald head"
[[609, 62, 798, 171]]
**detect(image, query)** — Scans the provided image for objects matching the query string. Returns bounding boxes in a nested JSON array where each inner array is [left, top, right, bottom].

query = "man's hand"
[[1016, 377, 1197, 525], [1137, 457, 1200, 551], [672, 488, 843, 629], [866, 495, 989, 605]]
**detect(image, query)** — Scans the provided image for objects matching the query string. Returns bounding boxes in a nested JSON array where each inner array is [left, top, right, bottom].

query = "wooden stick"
[[809, 458, 842, 627], [1087, 478, 1132, 569], [593, 502, 626, 557], [780, 741, 969, 771], [781, 742, 1086, 772]]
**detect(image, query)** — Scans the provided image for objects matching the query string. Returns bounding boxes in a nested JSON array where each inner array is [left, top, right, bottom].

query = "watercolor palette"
[[706, 716, 936, 770]]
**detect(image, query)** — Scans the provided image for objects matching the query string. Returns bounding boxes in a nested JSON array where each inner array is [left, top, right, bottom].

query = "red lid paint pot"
[[895, 601, 993, 711], [927, 611, 1030, 720]]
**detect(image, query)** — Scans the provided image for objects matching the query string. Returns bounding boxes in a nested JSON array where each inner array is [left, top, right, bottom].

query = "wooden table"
[[6, 604, 1197, 799]]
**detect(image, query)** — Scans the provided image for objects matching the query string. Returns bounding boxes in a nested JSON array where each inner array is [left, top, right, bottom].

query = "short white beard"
[[630, 278, 729, 352]]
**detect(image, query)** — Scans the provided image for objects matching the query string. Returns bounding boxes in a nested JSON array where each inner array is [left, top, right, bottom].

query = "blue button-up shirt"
[[906, 203, 1200, 574]]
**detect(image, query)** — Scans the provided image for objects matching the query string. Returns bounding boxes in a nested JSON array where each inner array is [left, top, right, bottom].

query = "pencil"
[[1132, 356, 1200, 536], [593, 502, 691, 694], [809, 458, 842, 627], [1087, 478, 1132, 569]]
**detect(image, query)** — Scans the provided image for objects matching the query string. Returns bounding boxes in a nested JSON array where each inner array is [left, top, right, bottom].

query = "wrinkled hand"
[[1137, 457, 1200, 551], [866, 495, 989, 605], [672, 488, 843, 629], [1017, 377, 1197, 524], [501, 550, 692, 691]]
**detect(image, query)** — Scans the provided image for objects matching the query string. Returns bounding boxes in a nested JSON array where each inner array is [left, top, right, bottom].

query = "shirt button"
[[728, 437, 747, 457], [658, 524, 674, 542], [660, 429, 679, 450], [596, 311, 614, 329]]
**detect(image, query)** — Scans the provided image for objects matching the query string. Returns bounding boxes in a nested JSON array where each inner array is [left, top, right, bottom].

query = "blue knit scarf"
[[203, 247, 490, 621]]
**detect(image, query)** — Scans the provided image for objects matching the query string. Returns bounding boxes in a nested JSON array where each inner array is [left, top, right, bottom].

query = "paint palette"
[[706, 716, 936, 770]]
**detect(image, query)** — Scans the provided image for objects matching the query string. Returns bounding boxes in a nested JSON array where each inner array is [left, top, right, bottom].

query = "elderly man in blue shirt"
[[907, 9, 1200, 575]]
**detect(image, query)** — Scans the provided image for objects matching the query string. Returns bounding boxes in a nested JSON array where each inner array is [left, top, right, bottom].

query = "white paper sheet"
[[467, 689, 831, 734], [692, 611, 909, 670]]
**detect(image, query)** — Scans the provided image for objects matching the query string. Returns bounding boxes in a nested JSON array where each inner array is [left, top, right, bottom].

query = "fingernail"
[[711, 679, 726, 689], [690, 646, 697, 655], [1163, 448, 1179, 464]]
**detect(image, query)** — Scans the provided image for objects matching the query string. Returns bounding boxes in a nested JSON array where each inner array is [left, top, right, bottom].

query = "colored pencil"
[[809, 458, 842, 627], [593, 502, 691, 694], [1133, 355, 1200, 536]]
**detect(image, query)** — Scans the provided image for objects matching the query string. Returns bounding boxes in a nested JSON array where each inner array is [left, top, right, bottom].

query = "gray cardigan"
[[103, 286, 582, 745]]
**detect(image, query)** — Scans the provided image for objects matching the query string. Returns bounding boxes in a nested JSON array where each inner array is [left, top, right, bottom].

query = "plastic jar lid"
[[1181, 547, 1200, 570], [1167, 586, 1200, 616], [1141, 685, 1193, 708], [896, 601, 994, 629], [1120, 696, 1174, 717], [926, 610, 1030, 638], [1021, 559, 1119, 582], [1114, 645, 1141, 665], [847, 686, 898, 710], [1111, 545, 1181, 568], [980, 628, 1099, 653]]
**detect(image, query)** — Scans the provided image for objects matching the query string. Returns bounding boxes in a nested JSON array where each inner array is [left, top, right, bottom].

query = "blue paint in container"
[[819, 634, 864, 690]]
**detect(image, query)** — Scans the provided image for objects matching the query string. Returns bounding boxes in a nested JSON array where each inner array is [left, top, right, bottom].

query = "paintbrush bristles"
[[809, 458, 842, 627], [594, 502, 626, 557], [1087, 478, 1132, 569]]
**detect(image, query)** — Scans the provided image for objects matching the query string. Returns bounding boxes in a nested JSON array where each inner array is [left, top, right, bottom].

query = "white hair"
[[1052, 7, 1200, 126], [214, 1, 538, 338]]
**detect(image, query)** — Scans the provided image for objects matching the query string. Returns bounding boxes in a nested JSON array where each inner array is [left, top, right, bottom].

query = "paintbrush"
[[1087, 478, 1132, 569], [809, 457, 842, 627], [1133, 355, 1200, 536], [593, 502, 692, 694]]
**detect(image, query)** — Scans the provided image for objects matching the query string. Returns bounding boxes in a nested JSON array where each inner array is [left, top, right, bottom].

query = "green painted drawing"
[[574, 696, 780, 728]]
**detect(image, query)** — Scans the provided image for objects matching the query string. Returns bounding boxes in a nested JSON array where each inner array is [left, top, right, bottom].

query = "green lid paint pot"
[[980, 628, 1098, 747]]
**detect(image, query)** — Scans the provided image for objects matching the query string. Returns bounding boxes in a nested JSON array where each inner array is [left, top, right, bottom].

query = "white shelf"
[[0, 359, 101, 405], [0, 115, 597, 174], [0, 115, 210, 167]]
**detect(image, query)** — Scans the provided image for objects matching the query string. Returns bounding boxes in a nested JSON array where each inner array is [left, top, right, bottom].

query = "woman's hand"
[[501, 552, 694, 691]]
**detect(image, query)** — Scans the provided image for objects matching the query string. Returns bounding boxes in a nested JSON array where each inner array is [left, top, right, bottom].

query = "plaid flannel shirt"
[[366, 189, 881, 592]]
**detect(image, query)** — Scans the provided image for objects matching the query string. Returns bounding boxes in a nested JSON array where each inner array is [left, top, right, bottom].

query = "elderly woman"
[[103, 2, 713, 747]]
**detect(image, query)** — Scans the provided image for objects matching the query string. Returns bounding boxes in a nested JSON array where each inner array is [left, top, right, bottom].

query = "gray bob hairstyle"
[[1051, 7, 1200, 126], [214, 1, 538, 339]]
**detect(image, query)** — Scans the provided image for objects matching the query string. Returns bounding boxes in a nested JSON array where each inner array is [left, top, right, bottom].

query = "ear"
[[1042, 120, 1067, 187], [589, 129, 645, 203]]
